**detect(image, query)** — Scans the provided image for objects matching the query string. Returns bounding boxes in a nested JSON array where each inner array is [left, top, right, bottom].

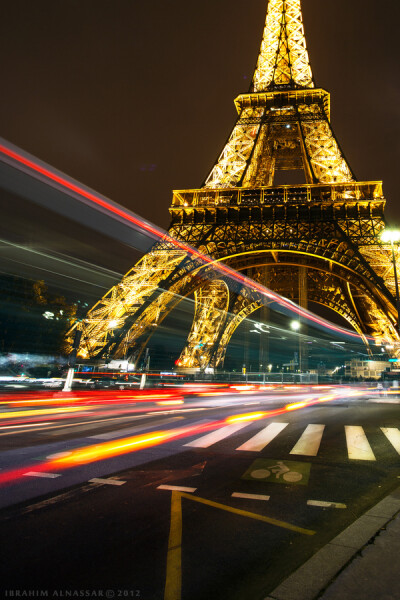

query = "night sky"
[[0, 0, 399, 289]]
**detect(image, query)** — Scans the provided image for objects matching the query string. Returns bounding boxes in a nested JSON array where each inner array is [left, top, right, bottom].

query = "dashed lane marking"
[[0, 425, 54, 436], [307, 500, 347, 509], [158, 485, 197, 493], [0, 423, 52, 430], [290, 424, 325, 456], [231, 492, 270, 501], [24, 471, 61, 479], [90, 416, 183, 440], [367, 398, 400, 404], [89, 478, 126, 486], [345, 426, 376, 461], [236, 422, 288, 452]]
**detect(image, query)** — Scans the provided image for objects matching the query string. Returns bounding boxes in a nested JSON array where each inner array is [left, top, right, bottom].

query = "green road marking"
[[242, 459, 311, 485]]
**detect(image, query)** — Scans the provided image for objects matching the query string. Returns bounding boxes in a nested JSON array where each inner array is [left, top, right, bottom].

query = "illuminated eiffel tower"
[[72, 0, 399, 368]]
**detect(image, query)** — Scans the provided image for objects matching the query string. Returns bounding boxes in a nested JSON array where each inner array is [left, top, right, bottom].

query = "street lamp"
[[381, 229, 400, 335], [290, 320, 301, 331]]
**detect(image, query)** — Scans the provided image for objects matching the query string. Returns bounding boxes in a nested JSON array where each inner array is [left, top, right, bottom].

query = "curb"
[[264, 485, 400, 600]]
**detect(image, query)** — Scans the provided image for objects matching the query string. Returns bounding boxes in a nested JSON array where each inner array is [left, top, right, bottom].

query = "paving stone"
[[320, 514, 400, 600], [329, 515, 387, 549], [268, 544, 355, 600], [363, 497, 400, 519]]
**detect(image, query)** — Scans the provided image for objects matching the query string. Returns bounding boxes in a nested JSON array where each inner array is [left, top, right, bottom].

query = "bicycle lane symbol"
[[242, 459, 311, 485]]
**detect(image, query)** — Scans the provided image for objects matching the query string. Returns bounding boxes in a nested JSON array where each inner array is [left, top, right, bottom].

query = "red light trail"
[[0, 388, 349, 487], [0, 141, 373, 342]]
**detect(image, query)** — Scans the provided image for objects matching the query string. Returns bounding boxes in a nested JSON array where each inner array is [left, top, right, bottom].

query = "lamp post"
[[290, 319, 301, 373], [63, 324, 82, 392], [381, 229, 400, 336]]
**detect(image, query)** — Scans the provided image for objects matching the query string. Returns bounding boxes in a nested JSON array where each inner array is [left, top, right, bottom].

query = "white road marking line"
[[236, 422, 288, 452], [367, 399, 400, 404], [231, 492, 270, 501], [91, 416, 182, 440], [46, 451, 72, 460], [157, 485, 197, 493], [89, 478, 126, 486], [345, 426, 376, 461], [381, 427, 400, 455], [146, 408, 206, 416], [41, 415, 147, 434], [184, 423, 252, 448], [290, 424, 325, 456], [0, 422, 53, 430], [24, 471, 61, 479], [307, 500, 347, 509], [0, 428, 53, 437]]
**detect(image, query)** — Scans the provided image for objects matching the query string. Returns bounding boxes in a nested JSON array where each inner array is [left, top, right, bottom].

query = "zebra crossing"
[[184, 422, 400, 461]]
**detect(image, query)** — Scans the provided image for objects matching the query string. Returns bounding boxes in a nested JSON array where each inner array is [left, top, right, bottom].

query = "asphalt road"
[[0, 386, 399, 600]]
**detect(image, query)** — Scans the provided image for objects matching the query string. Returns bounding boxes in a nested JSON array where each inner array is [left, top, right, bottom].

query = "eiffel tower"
[[72, 0, 399, 369]]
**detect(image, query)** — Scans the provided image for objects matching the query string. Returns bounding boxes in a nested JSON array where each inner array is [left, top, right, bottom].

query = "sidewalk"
[[320, 509, 400, 600], [265, 486, 400, 600]]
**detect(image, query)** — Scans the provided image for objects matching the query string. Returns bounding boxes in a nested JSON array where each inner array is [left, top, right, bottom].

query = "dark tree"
[[0, 275, 76, 355]]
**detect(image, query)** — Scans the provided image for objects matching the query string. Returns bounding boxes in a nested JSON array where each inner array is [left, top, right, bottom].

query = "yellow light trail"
[[49, 431, 171, 467], [0, 391, 340, 486], [226, 412, 266, 424], [0, 397, 85, 407], [0, 406, 92, 419], [156, 401, 185, 406], [285, 401, 308, 411]]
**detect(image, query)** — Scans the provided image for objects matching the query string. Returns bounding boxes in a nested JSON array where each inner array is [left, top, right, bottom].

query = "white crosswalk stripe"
[[185, 422, 399, 461], [236, 422, 289, 452], [381, 427, 400, 455], [290, 424, 325, 456], [184, 422, 254, 448], [344, 426, 376, 461]]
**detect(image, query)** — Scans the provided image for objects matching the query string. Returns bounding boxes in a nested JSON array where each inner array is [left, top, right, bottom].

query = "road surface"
[[0, 384, 398, 599]]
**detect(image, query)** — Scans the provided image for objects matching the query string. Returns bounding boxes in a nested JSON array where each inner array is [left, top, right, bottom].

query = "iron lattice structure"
[[70, 0, 399, 367]]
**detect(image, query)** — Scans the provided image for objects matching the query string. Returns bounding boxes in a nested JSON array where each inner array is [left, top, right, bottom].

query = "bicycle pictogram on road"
[[242, 459, 311, 486]]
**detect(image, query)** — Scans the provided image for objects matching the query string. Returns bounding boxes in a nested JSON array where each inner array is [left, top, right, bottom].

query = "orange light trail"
[[285, 401, 308, 411], [0, 391, 339, 486], [198, 392, 230, 397], [226, 412, 267, 424], [48, 431, 173, 467], [0, 422, 217, 485], [156, 400, 185, 405], [316, 395, 335, 403]]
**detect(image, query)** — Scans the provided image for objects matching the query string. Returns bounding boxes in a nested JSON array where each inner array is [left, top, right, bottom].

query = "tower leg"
[[177, 279, 230, 370], [212, 293, 262, 369]]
